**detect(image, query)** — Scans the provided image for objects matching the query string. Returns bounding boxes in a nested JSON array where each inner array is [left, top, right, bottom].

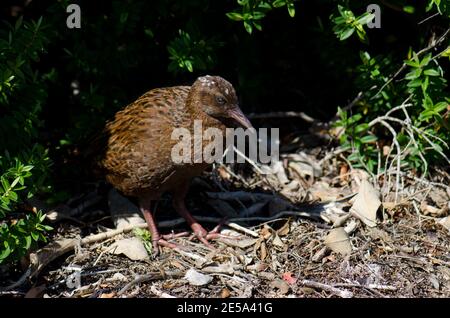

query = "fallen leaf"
[[221, 288, 231, 298], [99, 292, 116, 298], [109, 237, 149, 261], [184, 268, 213, 286], [282, 272, 297, 285], [350, 179, 380, 227], [276, 221, 290, 236], [260, 241, 267, 261], [439, 216, 450, 232], [202, 263, 235, 275], [272, 234, 285, 249], [324, 227, 352, 256], [108, 189, 145, 229], [219, 237, 257, 249], [260, 226, 272, 240]]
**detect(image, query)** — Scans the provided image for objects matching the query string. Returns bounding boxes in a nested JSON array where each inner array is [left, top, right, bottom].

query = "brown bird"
[[92, 75, 252, 254]]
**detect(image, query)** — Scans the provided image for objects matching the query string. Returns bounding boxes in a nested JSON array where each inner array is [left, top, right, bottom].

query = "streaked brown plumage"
[[92, 75, 252, 254]]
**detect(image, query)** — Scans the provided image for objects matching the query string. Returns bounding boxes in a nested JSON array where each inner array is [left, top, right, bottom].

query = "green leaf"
[[361, 135, 378, 143], [347, 152, 360, 162], [184, 60, 193, 72], [404, 59, 419, 67], [226, 12, 244, 21], [272, 0, 286, 8], [407, 78, 422, 88], [405, 68, 422, 80], [339, 27, 355, 41], [287, 3, 295, 17], [244, 21, 253, 34], [354, 123, 369, 133], [356, 13, 375, 25], [403, 6, 415, 14], [31, 231, 39, 241], [423, 69, 440, 76], [419, 53, 432, 67]]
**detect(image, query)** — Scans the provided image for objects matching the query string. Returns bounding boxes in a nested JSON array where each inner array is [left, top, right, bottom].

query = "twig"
[[300, 279, 353, 298], [418, 12, 440, 25], [247, 111, 316, 123], [368, 118, 401, 202], [117, 271, 183, 296], [227, 222, 259, 238]]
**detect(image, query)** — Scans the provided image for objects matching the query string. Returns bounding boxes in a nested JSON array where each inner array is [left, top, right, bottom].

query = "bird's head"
[[188, 75, 253, 129]]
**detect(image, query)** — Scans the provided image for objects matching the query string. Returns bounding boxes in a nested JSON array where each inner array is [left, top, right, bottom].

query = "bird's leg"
[[139, 198, 177, 256], [172, 183, 215, 248]]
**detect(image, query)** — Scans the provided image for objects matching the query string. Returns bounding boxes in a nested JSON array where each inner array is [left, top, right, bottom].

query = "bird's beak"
[[227, 107, 253, 129]]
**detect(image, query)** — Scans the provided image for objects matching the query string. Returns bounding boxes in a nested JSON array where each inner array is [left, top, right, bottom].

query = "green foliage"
[[0, 146, 52, 263], [227, 0, 296, 34], [333, 2, 449, 175], [133, 228, 152, 255], [167, 30, 221, 73], [0, 16, 53, 264]]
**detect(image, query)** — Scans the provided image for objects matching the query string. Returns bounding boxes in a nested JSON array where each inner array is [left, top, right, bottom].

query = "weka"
[[93, 75, 252, 254]]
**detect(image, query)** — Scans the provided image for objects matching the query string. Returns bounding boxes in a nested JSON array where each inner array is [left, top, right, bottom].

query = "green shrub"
[[0, 17, 53, 264]]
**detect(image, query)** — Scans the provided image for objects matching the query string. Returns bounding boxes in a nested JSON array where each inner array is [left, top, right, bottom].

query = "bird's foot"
[[188, 223, 216, 249], [151, 237, 178, 257]]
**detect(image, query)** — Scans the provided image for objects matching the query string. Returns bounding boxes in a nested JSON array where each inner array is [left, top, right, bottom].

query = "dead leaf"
[[258, 272, 275, 280], [109, 237, 149, 261], [324, 227, 352, 256], [184, 268, 213, 286], [219, 237, 257, 249], [272, 234, 285, 249], [312, 246, 328, 262], [221, 288, 231, 298], [367, 228, 392, 243], [202, 263, 235, 275], [339, 164, 349, 183], [421, 201, 448, 217], [270, 279, 290, 295], [350, 179, 380, 227], [99, 292, 116, 298], [260, 225, 272, 240], [439, 216, 450, 232], [276, 221, 290, 236], [282, 272, 297, 285], [260, 241, 267, 261], [108, 189, 145, 229]]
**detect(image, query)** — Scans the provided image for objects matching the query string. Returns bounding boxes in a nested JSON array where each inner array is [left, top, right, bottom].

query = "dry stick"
[[247, 111, 316, 123], [300, 279, 353, 298], [117, 271, 184, 296]]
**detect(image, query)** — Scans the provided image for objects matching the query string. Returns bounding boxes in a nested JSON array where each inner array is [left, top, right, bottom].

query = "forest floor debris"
[[1, 142, 449, 298]]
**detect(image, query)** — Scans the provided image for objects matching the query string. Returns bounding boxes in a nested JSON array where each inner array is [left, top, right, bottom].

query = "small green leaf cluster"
[[227, 0, 296, 34]]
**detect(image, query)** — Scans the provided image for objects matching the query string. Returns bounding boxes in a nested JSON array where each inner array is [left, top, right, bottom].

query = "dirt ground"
[[1, 140, 449, 298]]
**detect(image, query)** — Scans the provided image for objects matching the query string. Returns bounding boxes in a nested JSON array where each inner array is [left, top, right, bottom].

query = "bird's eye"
[[216, 96, 226, 105]]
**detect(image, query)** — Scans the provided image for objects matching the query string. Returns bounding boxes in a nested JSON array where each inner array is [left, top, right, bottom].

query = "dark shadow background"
[[0, 0, 448, 198]]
